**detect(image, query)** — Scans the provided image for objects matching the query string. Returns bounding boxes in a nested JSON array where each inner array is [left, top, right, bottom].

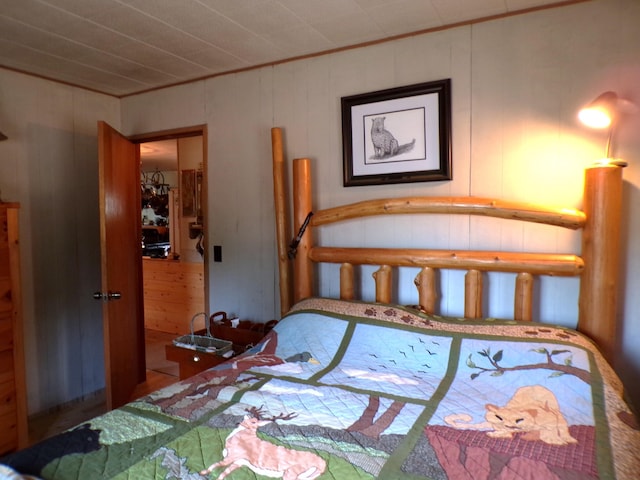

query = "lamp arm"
[[605, 119, 616, 159]]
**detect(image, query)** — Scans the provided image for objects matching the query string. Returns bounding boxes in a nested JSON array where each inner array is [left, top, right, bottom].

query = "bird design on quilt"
[[226, 339, 318, 373], [149, 332, 318, 417]]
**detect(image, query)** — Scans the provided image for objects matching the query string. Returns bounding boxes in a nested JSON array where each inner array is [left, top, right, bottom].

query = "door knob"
[[93, 291, 122, 301]]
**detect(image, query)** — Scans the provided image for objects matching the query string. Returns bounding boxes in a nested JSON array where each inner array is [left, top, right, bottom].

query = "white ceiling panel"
[[366, 1, 443, 36], [274, 0, 365, 23], [310, 12, 385, 45], [263, 26, 334, 58], [212, 1, 307, 35], [431, 0, 509, 23], [42, 0, 121, 19], [0, 0, 580, 96]]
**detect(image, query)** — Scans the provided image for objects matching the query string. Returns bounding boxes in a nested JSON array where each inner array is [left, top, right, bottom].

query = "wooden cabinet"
[[164, 344, 229, 380], [0, 203, 27, 455], [164, 319, 272, 379]]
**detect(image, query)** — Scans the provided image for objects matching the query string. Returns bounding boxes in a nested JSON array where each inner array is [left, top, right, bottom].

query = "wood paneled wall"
[[143, 259, 204, 334]]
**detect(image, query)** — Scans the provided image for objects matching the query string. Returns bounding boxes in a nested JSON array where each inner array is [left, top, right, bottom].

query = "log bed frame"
[[271, 127, 623, 364]]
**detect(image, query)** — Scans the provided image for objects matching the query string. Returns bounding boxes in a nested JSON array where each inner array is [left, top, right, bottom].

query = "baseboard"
[[28, 389, 106, 422]]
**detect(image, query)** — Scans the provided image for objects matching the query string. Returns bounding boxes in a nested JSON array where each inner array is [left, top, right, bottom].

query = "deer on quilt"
[[200, 405, 326, 479]]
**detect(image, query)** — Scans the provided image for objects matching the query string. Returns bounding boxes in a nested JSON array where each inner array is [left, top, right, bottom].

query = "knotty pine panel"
[[143, 259, 204, 334], [0, 247, 8, 277], [0, 378, 17, 417], [0, 350, 14, 383], [0, 314, 12, 352], [0, 410, 17, 454], [0, 277, 11, 314]]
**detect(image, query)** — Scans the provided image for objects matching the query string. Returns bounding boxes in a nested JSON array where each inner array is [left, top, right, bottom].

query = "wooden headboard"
[[271, 128, 623, 364]]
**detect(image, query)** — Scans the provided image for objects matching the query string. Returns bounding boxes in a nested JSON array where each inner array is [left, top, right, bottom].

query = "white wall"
[[122, 0, 640, 409], [0, 70, 120, 413], [177, 136, 205, 264]]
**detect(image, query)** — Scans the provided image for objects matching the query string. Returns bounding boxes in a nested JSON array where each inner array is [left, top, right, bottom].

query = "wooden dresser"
[[0, 203, 28, 455]]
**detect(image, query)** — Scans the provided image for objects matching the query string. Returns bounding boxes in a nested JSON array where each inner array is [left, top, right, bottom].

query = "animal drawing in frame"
[[342, 79, 452, 187]]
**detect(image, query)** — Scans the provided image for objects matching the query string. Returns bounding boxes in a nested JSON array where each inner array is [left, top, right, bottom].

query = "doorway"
[[133, 127, 208, 389]]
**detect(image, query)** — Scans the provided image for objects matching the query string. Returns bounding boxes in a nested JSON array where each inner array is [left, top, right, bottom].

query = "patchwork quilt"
[[2, 298, 639, 479]]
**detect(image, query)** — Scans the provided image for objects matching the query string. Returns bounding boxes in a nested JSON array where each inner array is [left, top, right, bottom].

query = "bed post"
[[271, 128, 293, 315], [578, 164, 623, 365], [293, 158, 314, 302]]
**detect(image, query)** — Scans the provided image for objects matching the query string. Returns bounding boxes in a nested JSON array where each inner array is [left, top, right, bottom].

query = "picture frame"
[[341, 79, 452, 187], [181, 169, 196, 216]]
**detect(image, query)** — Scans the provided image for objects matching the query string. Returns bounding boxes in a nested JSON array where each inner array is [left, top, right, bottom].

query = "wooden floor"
[[28, 329, 179, 445]]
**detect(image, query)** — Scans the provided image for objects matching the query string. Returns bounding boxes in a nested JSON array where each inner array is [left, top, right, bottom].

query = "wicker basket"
[[173, 312, 232, 354]]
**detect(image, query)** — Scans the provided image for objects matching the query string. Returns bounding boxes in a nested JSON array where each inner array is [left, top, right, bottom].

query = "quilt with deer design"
[[2, 298, 639, 480]]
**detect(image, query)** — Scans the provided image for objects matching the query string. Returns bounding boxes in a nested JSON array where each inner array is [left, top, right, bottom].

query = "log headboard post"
[[271, 128, 293, 315], [578, 164, 623, 365], [293, 158, 313, 302]]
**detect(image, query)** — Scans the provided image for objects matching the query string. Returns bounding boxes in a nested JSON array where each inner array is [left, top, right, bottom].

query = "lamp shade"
[[578, 91, 637, 164], [578, 91, 618, 129]]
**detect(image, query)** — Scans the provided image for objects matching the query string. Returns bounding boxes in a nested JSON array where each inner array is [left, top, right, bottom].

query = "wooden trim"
[[127, 125, 206, 143], [201, 125, 210, 316]]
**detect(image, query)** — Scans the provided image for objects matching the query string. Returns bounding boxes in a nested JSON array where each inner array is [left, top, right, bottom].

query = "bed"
[[1, 127, 638, 479]]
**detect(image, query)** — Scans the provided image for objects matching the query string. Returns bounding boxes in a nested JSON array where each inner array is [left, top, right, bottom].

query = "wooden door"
[[97, 121, 146, 410]]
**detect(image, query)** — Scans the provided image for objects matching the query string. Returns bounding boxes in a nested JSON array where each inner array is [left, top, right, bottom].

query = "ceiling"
[[140, 139, 177, 171], [1, 0, 578, 98]]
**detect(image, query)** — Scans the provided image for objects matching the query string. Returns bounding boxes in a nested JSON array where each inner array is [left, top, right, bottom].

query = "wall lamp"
[[0, 131, 7, 141], [578, 91, 637, 166]]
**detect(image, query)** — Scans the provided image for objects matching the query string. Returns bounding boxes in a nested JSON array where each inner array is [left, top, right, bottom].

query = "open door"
[[97, 121, 146, 410]]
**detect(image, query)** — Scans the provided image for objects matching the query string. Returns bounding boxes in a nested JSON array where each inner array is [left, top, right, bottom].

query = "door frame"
[[130, 125, 210, 316]]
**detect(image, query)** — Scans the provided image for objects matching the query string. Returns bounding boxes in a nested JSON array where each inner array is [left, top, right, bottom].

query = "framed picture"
[[341, 79, 451, 187], [181, 169, 196, 216]]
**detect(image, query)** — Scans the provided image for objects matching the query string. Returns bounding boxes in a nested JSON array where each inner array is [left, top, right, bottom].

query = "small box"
[[209, 311, 277, 353]]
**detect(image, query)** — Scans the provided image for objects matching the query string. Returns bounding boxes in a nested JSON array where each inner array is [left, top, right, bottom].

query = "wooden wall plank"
[[143, 259, 204, 334], [0, 411, 17, 453]]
